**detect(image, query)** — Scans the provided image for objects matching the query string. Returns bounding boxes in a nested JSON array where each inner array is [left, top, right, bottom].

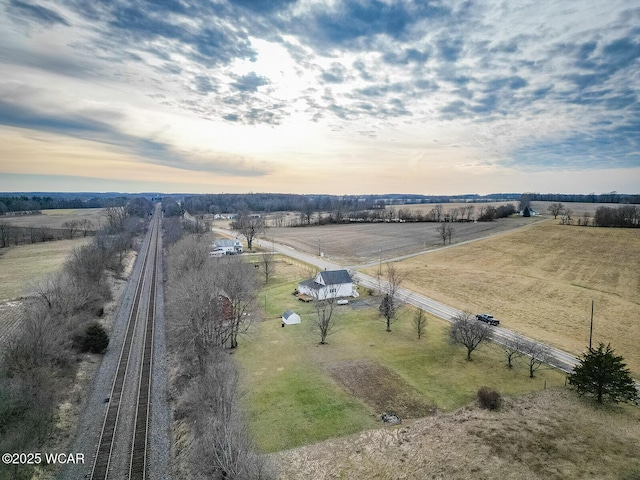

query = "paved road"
[[214, 228, 639, 387]]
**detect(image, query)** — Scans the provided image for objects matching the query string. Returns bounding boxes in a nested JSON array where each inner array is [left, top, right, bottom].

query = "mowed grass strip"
[[237, 259, 565, 453], [0, 238, 90, 302], [364, 220, 640, 376]]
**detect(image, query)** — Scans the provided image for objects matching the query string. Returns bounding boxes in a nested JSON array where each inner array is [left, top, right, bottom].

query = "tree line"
[[522, 192, 640, 204], [0, 195, 134, 215], [0, 200, 153, 479], [544, 202, 640, 227]]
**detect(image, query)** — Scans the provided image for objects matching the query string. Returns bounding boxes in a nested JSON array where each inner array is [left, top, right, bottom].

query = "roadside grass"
[[236, 259, 565, 453], [363, 220, 640, 376], [0, 238, 89, 302]]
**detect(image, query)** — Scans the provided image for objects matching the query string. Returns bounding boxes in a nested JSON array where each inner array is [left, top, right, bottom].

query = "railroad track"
[[90, 207, 161, 480]]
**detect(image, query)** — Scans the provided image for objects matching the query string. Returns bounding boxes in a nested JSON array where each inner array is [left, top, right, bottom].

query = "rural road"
[[214, 227, 639, 389]]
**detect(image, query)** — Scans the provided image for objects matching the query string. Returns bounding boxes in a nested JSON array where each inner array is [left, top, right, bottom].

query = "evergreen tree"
[[569, 343, 637, 404]]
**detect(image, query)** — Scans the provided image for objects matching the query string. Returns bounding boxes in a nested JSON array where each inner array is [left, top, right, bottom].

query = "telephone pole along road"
[[214, 227, 584, 375]]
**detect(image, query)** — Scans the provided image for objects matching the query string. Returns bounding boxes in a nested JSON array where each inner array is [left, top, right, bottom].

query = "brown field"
[[366, 220, 640, 376], [1, 208, 105, 229], [275, 388, 640, 480], [266, 216, 542, 266]]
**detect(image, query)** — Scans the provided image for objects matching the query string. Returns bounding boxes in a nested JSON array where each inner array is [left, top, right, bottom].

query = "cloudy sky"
[[0, 0, 638, 195]]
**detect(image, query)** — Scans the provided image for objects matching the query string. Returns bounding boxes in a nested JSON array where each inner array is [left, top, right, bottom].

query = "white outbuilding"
[[281, 310, 301, 326]]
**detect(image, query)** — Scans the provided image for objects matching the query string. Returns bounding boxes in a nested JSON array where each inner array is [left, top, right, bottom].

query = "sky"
[[0, 0, 639, 196]]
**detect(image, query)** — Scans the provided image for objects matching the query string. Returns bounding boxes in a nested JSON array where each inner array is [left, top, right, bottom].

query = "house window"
[[329, 288, 337, 293]]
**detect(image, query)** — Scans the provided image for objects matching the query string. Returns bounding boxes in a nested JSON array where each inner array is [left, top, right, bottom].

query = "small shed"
[[282, 310, 301, 326]]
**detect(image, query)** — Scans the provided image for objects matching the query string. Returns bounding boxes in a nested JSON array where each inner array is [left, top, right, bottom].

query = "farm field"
[[363, 220, 640, 376], [1, 207, 105, 229], [266, 215, 542, 266], [236, 257, 565, 454], [0, 237, 89, 302]]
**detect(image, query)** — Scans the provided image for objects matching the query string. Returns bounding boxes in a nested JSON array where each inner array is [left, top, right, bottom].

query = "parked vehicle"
[[476, 313, 500, 326]]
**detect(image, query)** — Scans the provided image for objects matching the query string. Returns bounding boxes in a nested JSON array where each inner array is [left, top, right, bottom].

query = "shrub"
[[76, 322, 109, 354], [477, 386, 502, 410]]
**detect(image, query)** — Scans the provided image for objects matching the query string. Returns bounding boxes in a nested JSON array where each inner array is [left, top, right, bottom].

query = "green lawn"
[[236, 258, 566, 453]]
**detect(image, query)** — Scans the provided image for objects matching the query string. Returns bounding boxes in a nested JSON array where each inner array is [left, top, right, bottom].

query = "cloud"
[[0, 98, 270, 177], [231, 72, 270, 93], [0, 0, 638, 192], [7, 0, 69, 26]]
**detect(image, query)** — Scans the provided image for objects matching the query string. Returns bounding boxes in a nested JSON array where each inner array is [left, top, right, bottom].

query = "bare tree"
[[217, 256, 258, 349], [378, 263, 404, 332], [78, 218, 94, 237], [581, 211, 591, 227], [167, 235, 209, 280], [231, 212, 266, 250], [463, 205, 475, 221], [522, 340, 550, 378], [560, 208, 573, 225], [413, 309, 427, 340], [0, 221, 12, 248], [311, 290, 339, 345], [62, 220, 80, 239], [436, 223, 453, 245], [169, 267, 229, 372], [103, 206, 129, 232], [547, 203, 565, 219], [500, 336, 525, 368], [449, 312, 491, 360], [449, 208, 460, 222], [260, 252, 275, 284]]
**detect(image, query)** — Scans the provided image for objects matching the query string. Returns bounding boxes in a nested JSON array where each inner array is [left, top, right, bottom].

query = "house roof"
[[214, 238, 238, 247], [318, 269, 353, 285], [299, 279, 323, 291], [283, 310, 298, 319]]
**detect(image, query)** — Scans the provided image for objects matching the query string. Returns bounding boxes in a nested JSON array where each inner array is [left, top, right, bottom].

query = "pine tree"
[[569, 343, 638, 404]]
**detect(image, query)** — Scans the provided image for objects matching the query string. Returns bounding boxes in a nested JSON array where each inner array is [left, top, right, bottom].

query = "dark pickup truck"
[[476, 313, 500, 326]]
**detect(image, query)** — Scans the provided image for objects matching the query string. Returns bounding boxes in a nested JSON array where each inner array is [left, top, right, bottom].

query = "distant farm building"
[[298, 269, 358, 300]]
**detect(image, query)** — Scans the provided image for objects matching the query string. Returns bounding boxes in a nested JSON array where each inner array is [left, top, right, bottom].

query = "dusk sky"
[[0, 0, 639, 195]]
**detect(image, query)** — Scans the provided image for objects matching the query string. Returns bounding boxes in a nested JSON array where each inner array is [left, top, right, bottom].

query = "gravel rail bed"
[[60, 218, 172, 479]]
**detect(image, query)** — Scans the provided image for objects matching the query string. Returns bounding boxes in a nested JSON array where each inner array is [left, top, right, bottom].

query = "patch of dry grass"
[[326, 360, 435, 419], [0, 238, 90, 302], [274, 388, 640, 480], [366, 220, 640, 375]]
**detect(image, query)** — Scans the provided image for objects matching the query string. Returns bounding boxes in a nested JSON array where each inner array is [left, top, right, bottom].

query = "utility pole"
[[589, 300, 594, 351]]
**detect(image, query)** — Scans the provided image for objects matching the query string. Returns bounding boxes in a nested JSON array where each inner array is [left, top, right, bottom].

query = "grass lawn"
[[0, 238, 90, 302], [362, 220, 640, 376], [236, 257, 566, 453]]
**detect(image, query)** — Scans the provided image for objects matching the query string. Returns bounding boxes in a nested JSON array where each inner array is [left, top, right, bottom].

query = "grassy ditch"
[[236, 257, 566, 453]]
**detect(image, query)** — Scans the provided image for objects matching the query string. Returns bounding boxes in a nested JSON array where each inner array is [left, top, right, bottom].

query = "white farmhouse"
[[213, 238, 243, 254], [298, 269, 359, 300]]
